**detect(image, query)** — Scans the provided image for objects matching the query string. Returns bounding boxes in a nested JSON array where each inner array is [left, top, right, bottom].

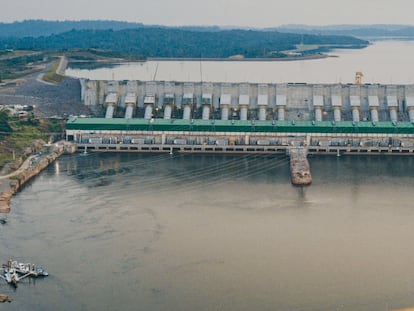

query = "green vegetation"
[[42, 60, 65, 83], [0, 28, 368, 59], [0, 111, 65, 169], [0, 110, 12, 134]]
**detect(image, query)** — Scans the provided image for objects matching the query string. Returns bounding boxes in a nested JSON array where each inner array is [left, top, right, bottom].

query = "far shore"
[[146, 54, 329, 62]]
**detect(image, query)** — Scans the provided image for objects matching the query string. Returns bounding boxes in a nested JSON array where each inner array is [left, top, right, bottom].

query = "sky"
[[1, 0, 413, 27]]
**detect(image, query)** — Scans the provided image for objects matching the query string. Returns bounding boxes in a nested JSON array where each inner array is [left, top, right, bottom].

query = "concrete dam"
[[67, 80, 414, 185]]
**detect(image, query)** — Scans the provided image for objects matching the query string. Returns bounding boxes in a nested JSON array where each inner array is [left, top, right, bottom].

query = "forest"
[[0, 25, 368, 59]]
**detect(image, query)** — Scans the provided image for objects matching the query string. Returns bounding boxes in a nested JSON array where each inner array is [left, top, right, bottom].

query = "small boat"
[[3, 268, 19, 287], [15, 262, 30, 274], [34, 266, 48, 277], [3, 270, 11, 284]]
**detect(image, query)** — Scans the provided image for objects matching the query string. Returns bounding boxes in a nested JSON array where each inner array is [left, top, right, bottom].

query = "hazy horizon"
[[1, 19, 414, 29], [1, 0, 413, 27]]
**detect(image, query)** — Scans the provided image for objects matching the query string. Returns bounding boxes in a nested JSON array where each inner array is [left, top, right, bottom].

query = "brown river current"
[[1, 153, 414, 311]]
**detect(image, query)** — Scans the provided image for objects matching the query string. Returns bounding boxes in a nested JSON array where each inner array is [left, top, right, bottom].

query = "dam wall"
[[81, 80, 414, 123], [70, 80, 414, 156]]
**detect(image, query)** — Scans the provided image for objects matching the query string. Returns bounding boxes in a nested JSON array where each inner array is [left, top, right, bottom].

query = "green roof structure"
[[66, 118, 414, 134]]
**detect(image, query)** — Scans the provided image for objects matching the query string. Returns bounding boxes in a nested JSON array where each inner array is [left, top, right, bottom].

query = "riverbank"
[[147, 53, 328, 62], [0, 141, 75, 213], [66, 52, 329, 69]]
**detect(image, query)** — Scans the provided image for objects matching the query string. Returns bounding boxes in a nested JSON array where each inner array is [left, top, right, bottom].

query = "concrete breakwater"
[[288, 148, 312, 186], [0, 142, 75, 213]]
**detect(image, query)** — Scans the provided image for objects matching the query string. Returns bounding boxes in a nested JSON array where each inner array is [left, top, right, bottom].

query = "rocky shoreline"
[[0, 142, 75, 213]]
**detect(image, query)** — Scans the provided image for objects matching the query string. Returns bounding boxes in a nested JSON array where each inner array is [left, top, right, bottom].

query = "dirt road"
[[0, 155, 36, 180]]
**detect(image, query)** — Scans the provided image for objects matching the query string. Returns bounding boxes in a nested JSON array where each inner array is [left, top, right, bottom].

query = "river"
[[3, 40, 414, 310], [1, 153, 414, 311], [65, 40, 414, 84]]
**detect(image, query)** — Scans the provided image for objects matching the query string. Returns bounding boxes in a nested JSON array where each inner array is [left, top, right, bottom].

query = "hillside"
[[2, 20, 413, 42], [0, 26, 368, 59]]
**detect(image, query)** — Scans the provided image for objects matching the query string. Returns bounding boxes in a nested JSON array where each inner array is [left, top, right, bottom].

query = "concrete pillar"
[[278, 107, 285, 121], [333, 108, 341, 122], [125, 104, 134, 119], [202, 106, 210, 120], [221, 106, 229, 120], [315, 108, 322, 122], [240, 107, 248, 121], [306, 134, 311, 146], [352, 108, 360, 122], [258, 107, 266, 121], [389, 108, 398, 123], [183, 105, 191, 120], [105, 104, 114, 119], [409, 109, 414, 122], [163, 105, 172, 120], [244, 135, 250, 145], [144, 105, 153, 119], [370, 108, 379, 122]]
